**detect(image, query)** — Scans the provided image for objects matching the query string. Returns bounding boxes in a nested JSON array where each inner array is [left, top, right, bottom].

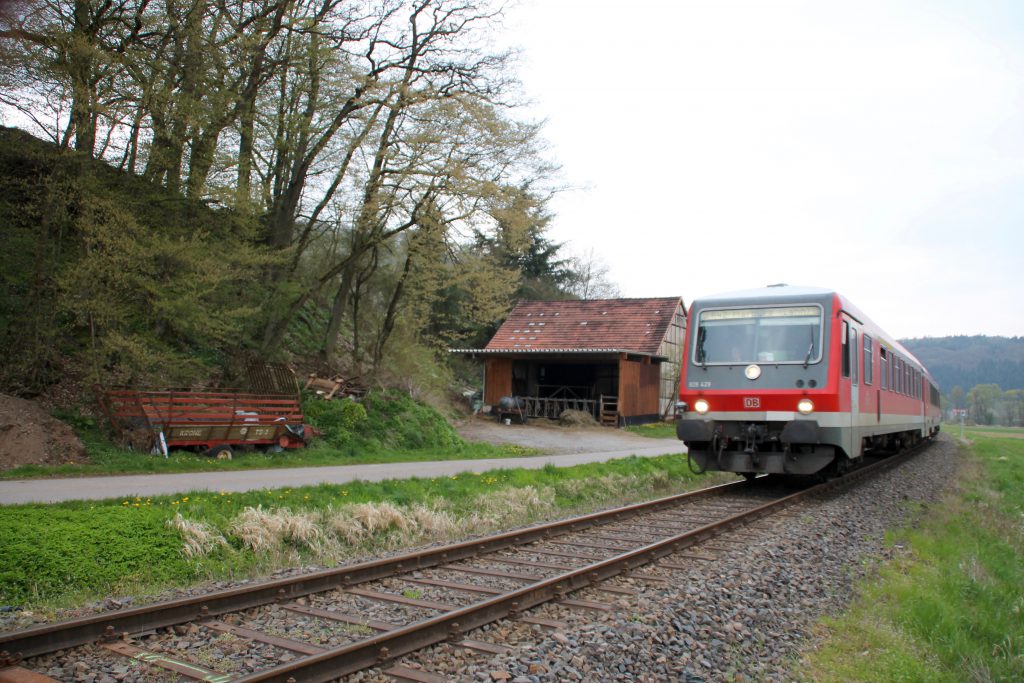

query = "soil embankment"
[[0, 394, 87, 470]]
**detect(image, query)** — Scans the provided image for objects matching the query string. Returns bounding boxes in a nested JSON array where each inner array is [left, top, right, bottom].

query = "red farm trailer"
[[95, 387, 315, 458]]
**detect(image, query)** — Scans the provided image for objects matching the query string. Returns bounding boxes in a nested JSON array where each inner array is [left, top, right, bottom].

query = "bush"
[[303, 389, 463, 453], [356, 389, 464, 451], [302, 396, 368, 449]]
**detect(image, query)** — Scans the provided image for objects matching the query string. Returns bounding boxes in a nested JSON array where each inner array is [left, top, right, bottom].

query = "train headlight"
[[744, 364, 761, 380], [797, 398, 814, 414], [694, 399, 710, 414]]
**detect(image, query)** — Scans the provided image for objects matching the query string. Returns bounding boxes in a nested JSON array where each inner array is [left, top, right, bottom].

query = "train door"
[[841, 319, 860, 458], [850, 325, 859, 431]]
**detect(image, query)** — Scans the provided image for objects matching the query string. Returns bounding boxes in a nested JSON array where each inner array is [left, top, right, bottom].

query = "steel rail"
[[0, 478, 747, 660], [234, 445, 924, 682]]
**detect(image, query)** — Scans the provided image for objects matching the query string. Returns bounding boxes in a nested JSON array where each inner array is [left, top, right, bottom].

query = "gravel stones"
[[381, 437, 960, 681]]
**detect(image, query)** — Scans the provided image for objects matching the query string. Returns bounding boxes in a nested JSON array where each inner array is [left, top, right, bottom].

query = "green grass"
[[800, 432, 1024, 682], [0, 440, 539, 479], [624, 421, 679, 439], [0, 454, 710, 609]]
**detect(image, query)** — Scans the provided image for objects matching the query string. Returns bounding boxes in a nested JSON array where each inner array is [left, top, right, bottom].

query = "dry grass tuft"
[[326, 507, 369, 545], [555, 479, 588, 497], [350, 501, 414, 534], [167, 513, 229, 558], [228, 506, 286, 553], [474, 485, 555, 522], [410, 504, 457, 537], [278, 509, 326, 552], [226, 506, 329, 554]]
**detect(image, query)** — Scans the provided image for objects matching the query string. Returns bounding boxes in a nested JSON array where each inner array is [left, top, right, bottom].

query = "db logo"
[[743, 397, 761, 409]]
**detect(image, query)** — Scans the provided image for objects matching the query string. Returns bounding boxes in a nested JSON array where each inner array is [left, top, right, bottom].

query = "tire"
[[207, 444, 233, 460]]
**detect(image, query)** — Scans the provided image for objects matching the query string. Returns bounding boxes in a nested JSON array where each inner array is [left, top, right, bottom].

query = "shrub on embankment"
[[302, 389, 463, 453]]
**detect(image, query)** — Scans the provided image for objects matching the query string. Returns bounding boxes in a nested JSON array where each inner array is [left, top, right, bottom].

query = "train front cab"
[[676, 288, 938, 478]]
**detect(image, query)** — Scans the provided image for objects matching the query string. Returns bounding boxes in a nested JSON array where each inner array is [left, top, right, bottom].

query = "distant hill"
[[900, 336, 1024, 392]]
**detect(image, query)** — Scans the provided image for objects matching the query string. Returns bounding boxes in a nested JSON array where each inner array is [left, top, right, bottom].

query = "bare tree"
[[565, 247, 621, 300]]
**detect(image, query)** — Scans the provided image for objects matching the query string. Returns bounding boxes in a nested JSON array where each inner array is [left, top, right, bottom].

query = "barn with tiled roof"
[[454, 297, 687, 425]]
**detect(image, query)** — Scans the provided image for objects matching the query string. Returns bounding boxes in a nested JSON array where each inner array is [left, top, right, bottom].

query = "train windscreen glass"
[[694, 306, 823, 365]]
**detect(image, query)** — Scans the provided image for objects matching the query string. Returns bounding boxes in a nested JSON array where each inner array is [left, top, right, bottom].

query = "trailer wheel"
[[207, 444, 233, 460]]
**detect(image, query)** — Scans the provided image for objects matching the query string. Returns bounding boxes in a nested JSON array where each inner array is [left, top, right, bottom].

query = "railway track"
[[0, 444, 928, 683]]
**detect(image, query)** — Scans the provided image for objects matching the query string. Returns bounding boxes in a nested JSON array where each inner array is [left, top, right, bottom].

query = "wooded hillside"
[[0, 1, 616, 401], [901, 336, 1024, 392]]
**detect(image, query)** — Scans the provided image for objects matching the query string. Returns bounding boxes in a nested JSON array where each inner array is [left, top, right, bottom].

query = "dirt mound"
[[0, 394, 88, 470]]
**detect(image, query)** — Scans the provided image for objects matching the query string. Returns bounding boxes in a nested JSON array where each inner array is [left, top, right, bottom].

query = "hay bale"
[[558, 409, 597, 427]]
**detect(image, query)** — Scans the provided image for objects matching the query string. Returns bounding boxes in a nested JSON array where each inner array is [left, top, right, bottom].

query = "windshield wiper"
[[696, 327, 707, 368], [803, 327, 814, 368]]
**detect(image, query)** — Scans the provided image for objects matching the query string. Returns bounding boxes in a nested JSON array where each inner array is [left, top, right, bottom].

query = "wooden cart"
[[95, 387, 315, 458]]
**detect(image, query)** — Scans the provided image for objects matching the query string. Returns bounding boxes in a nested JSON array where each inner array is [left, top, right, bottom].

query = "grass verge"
[[0, 439, 539, 480], [625, 422, 678, 439], [799, 429, 1024, 682], [0, 454, 722, 611]]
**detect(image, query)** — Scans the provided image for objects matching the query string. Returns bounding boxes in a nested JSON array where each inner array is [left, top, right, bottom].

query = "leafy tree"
[[0, 0, 580, 397], [967, 383, 1001, 426], [948, 385, 965, 411], [473, 184, 573, 301]]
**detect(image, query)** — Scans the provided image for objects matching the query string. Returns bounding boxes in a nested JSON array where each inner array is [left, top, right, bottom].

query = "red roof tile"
[[484, 298, 684, 355]]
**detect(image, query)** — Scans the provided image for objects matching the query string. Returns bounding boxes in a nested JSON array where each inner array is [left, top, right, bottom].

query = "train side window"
[[895, 358, 902, 394], [863, 335, 873, 385], [880, 348, 888, 391], [841, 321, 850, 378]]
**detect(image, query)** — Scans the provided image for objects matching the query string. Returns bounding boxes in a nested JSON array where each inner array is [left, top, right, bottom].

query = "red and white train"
[[675, 285, 941, 476]]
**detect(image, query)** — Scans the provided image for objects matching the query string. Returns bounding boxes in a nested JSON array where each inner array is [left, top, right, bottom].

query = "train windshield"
[[694, 305, 823, 365]]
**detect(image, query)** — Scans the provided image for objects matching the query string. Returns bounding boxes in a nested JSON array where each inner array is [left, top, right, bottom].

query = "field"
[[800, 426, 1024, 681]]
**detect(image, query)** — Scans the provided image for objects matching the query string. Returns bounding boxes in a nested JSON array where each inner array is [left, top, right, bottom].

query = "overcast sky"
[[503, 0, 1024, 339]]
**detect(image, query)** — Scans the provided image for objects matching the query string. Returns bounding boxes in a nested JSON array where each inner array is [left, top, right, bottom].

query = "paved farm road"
[[0, 423, 685, 504]]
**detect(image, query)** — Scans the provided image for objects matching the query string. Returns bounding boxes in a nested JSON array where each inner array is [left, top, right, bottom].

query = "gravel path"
[[0, 421, 681, 505], [8, 436, 960, 682], [455, 418, 674, 455]]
